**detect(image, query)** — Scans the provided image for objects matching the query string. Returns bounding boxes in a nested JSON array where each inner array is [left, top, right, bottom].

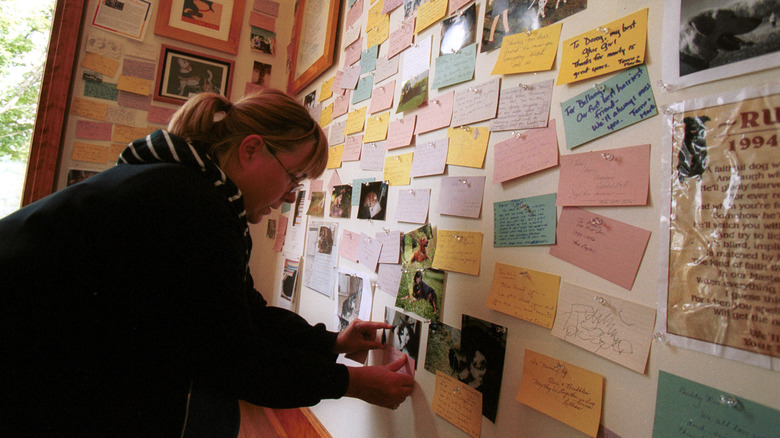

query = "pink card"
[[377, 263, 403, 296], [118, 91, 151, 111], [343, 135, 363, 161], [410, 138, 448, 177], [347, 0, 363, 28], [147, 106, 178, 125], [357, 233, 383, 272], [414, 91, 454, 134], [272, 214, 288, 252], [438, 176, 486, 218], [332, 70, 345, 93], [76, 120, 113, 141], [340, 64, 361, 89], [376, 230, 401, 264], [249, 11, 275, 32], [395, 188, 430, 223], [386, 115, 416, 150], [549, 207, 651, 290], [344, 38, 363, 67], [328, 171, 342, 190], [369, 80, 396, 114], [493, 119, 559, 184], [121, 59, 156, 80], [382, 0, 402, 14], [360, 141, 386, 171], [388, 18, 414, 59], [333, 90, 351, 118], [253, 0, 279, 16], [557, 144, 650, 206], [339, 229, 361, 262]]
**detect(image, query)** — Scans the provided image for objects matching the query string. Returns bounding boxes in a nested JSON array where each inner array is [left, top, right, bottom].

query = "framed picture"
[[287, 0, 341, 95], [154, 45, 234, 105], [154, 0, 245, 55]]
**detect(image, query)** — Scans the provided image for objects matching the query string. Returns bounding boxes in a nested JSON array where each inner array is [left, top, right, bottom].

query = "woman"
[[1, 89, 413, 437]]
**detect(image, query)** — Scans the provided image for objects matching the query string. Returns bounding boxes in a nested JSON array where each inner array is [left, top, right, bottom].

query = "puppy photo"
[[395, 268, 445, 322]]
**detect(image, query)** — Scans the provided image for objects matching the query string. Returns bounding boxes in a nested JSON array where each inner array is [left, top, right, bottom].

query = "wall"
[[253, 1, 780, 437], [55, 0, 779, 437]]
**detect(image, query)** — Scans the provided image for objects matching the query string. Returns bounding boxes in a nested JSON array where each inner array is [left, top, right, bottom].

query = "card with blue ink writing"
[[493, 193, 557, 247], [432, 42, 477, 89], [653, 371, 780, 438], [352, 74, 374, 105], [561, 65, 657, 149], [551, 281, 656, 373]]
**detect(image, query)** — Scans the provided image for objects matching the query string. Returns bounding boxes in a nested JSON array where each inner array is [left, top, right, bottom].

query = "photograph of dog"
[[396, 268, 445, 322], [458, 314, 508, 423], [677, 115, 712, 182], [357, 181, 388, 220], [424, 322, 463, 376], [679, 0, 777, 76], [403, 224, 434, 267]]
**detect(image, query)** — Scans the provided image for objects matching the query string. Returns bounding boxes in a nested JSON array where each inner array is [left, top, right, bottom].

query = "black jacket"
[[1, 162, 348, 436]]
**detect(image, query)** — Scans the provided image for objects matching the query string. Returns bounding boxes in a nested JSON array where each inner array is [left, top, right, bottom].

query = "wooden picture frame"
[[154, 44, 234, 105], [287, 0, 341, 96], [154, 0, 245, 55]]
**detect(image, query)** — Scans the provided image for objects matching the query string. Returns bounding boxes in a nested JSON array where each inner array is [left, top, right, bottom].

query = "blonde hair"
[[167, 89, 328, 179]]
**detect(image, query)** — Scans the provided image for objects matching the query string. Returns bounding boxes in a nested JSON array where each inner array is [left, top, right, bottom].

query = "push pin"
[[601, 152, 614, 161], [597, 26, 609, 34], [719, 395, 738, 408], [593, 83, 606, 92], [590, 217, 603, 226]]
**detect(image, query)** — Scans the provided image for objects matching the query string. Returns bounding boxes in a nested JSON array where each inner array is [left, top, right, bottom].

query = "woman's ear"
[[238, 135, 265, 166]]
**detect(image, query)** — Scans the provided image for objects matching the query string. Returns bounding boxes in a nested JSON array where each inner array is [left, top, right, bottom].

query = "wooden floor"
[[237, 402, 331, 438]]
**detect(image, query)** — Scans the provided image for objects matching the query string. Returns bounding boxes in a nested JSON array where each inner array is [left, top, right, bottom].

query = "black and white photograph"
[[663, 0, 780, 88], [382, 307, 422, 367], [459, 314, 508, 423], [155, 45, 233, 105], [337, 271, 363, 323], [357, 181, 388, 220]]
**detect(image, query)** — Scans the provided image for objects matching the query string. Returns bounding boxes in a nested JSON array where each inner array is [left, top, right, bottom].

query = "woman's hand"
[[345, 355, 414, 409], [333, 319, 390, 355]]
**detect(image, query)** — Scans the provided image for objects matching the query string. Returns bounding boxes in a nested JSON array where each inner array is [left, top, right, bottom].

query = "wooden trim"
[[22, 0, 88, 206], [266, 407, 332, 438], [154, 0, 245, 55]]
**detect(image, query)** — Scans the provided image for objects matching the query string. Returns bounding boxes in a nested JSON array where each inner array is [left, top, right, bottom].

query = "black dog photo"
[[458, 315, 508, 423]]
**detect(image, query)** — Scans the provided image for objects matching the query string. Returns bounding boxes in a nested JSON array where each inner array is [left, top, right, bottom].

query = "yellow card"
[[81, 52, 119, 77], [383, 152, 413, 186], [432, 230, 483, 276], [116, 75, 152, 96], [71, 97, 108, 121], [112, 124, 150, 144], [516, 350, 604, 438], [72, 142, 109, 164], [345, 107, 368, 135], [109, 143, 126, 163], [320, 103, 334, 127], [492, 23, 562, 75], [326, 144, 344, 169], [363, 111, 390, 143], [366, 0, 390, 48], [557, 8, 648, 85], [415, 0, 447, 34], [319, 77, 334, 102], [431, 371, 482, 438], [486, 263, 560, 329], [446, 127, 490, 168]]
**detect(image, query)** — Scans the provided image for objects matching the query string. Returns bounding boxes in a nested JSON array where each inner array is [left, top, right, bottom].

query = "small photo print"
[[424, 322, 463, 376], [337, 271, 364, 323], [251, 61, 272, 86], [382, 307, 422, 367], [280, 258, 299, 302], [307, 191, 326, 216], [67, 169, 100, 186], [316, 225, 334, 254], [266, 218, 276, 238], [357, 181, 388, 220], [440, 3, 477, 56], [250, 26, 275, 54], [459, 314, 508, 423], [396, 70, 429, 114], [395, 268, 445, 322], [329, 184, 352, 218]]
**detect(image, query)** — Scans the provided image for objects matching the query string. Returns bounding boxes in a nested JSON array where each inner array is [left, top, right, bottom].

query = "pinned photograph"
[[459, 315, 508, 423], [395, 267, 445, 322], [280, 258, 299, 303], [357, 181, 388, 220], [316, 225, 334, 254], [337, 271, 364, 323], [307, 191, 326, 216], [424, 322, 463, 376], [329, 184, 353, 218], [250, 26, 276, 54], [251, 61, 272, 87], [440, 3, 477, 55], [382, 307, 423, 368]]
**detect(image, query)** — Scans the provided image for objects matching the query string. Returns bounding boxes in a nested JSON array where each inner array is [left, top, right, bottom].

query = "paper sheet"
[[492, 23, 562, 75], [364, 111, 390, 143], [431, 371, 482, 438], [446, 127, 490, 168], [395, 188, 430, 224], [414, 91, 454, 134], [490, 79, 554, 131], [360, 141, 386, 171], [383, 152, 414, 185], [386, 115, 416, 150], [345, 107, 368, 135], [409, 138, 448, 178], [451, 78, 500, 127], [438, 176, 485, 218], [343, 135, 363, 161], [493, 193, 557, 246], [486, 263, 560, 329], [432, 43, 477, 89], [432, 230, 482, 276], [493, 120, 559, 184]]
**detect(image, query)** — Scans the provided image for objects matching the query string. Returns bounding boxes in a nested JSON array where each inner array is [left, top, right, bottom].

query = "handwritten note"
[[549, 207, 651, 290], [494, 193, 557, 246], [344, 38, 362, 67], [333, 91, 351, 118], [432, 43, 476, 89], [432, 371, 482, 438], [121, 59, 155, 80], [366, 0, 389, 48], [492, 23, 562, 75], [377, 263, 403, 296], [340, 64, 361, 89], [343, 135, 363, 161], [85, 30, 123, 59], [516, 350, 603, 438], [395, 188, 430, 223], [446, 127, 490, 168], [383, 152, 413, 185], [339, 229, 361, 261], [272, 215, 288, 252], [353, 74, 374, 105], [253, 0, 279, 17], [117, 91, 151, 111], [451, 78, 500, 127], [319, 77, 334, 102], [386, 115, 416, 150], [76, 120, 113, 141], [329, 119, 346, 146], [439, 176, 485, 218], [360, 45, 379, 75], [415, 0, 447, 34], [557, 143, 650, 206], [346, 0, 363, 28], [653, 371, 780, 438], [557, 8, 648, 85], [72, 142, 109, 164], [552, 282, 656, 373], [249, 11, 275, 31], [432, 230, 482, 276], [388, 18, 414, 59], [356, 233, 383, 271], [486, 263, 560, 328], [410, 138, 448, 177], [561, 65, 657, 149], [326, 144, 344, 169], [112, 124, 148, 144], [364, 111, 390, 143], [360, 141, 386, 171], [490, 79, 554, 131], [493, 120, 559, 184], [375, 55, 399, 83], [84, 81, 118, 101], [376, 230, 401, 264], [370, 80, 395, 114], [105, 105, 136, 126], [345, 107, 367, 135], [414, 92, 454, 134], [81, 52, 119, 77], [320, 103, 333, 127]]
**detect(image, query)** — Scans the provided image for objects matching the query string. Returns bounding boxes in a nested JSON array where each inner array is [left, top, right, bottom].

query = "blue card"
[[561, 65, 657, 149], [360, 45, 379, 75], [352, 74, 374, 105], [494, 193, 557, 247], [432, 42, 477, 89]]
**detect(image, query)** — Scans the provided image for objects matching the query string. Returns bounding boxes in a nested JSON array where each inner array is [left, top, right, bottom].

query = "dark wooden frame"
[[154, 44, 235, 105]]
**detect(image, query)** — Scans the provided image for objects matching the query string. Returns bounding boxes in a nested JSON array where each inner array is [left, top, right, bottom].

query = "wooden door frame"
[[22, 0, 88, 206]]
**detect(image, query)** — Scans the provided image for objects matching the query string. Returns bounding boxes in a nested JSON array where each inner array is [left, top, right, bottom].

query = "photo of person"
[[458, 314, 508, 423], [167, 56, 224, 98], [382, 307, 422, 367], [251, 61, 272, 86], [440, 3, 477, 55], [357, 181, 388, 220], [329, 184, 352, 218], [316, 225, 334, 254], [250, 26, 276, 54]]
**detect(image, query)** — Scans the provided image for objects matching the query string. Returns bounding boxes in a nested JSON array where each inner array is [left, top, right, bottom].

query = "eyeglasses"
[[267, 147, 306, 193]]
